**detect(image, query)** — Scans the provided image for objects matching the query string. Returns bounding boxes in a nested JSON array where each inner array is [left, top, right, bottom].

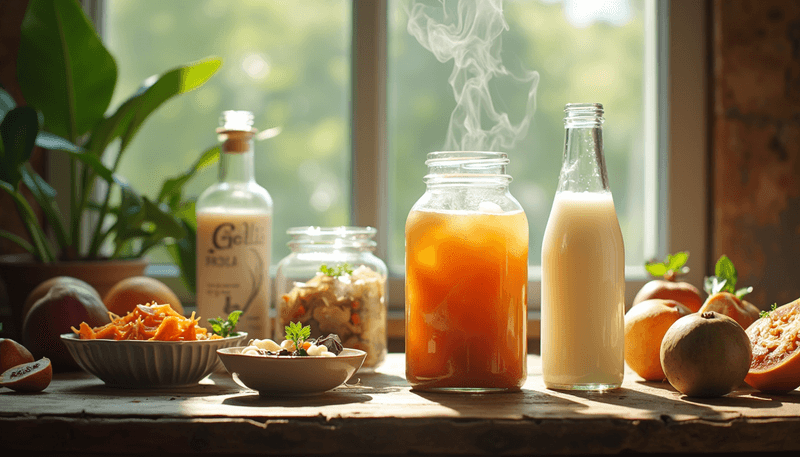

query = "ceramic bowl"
[[60, 332, 247, 388], [217, 346, 366, 396]]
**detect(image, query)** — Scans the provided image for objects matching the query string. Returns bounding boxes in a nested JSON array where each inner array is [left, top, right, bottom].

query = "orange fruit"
[[103, 276, 184, 317], [632, 279, 704, 313], [745, 299, 800, 393], [0, 338, 34, 373], [624, 299, 692, 381], [698, 292, 760, 330]]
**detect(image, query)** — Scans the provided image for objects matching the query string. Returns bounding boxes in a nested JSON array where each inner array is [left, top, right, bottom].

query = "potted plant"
[[0, 0, 220, 336]]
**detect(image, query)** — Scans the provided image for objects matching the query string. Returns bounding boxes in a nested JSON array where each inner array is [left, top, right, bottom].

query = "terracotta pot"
[[0, 254, 147, 341]]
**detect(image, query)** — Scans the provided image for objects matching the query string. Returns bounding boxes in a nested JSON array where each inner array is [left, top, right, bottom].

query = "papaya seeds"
[[0, 338, 35, 373], [0, 357, 52, 393]]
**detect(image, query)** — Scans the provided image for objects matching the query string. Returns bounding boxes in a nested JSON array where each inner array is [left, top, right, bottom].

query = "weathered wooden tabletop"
[[1, 353, 799, 456]]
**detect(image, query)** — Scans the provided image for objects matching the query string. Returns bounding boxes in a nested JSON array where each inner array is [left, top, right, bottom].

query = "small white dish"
[[61, 332, 248, 388], [216, 346, 366, 396]]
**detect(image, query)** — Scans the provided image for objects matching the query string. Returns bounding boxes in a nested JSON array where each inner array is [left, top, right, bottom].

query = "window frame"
[[75, 0, 708, 337]]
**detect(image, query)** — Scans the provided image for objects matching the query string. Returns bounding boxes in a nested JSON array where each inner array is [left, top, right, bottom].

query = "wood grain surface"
[[1, 353, 798, 456]]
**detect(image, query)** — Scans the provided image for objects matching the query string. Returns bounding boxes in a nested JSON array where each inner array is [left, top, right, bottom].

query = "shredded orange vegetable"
[[72, 302, 221, 341]]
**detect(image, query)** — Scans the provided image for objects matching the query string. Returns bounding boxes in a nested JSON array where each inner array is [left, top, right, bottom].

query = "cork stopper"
[[217, 110, 256, 154], [217, 128, 256, 153]]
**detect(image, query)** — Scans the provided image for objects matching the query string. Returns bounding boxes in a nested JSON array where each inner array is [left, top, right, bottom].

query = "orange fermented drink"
[[405, 208, 528, 392]]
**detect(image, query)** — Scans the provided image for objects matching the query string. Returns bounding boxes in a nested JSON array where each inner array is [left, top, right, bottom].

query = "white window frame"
[[70, 0, 708, 336]]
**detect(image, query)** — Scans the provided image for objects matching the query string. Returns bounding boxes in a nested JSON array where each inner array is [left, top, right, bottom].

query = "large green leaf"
[[0, 106, 39, 186], [21, 166, 68, 249], [158, 144, 220, 208], [17, 0, 117, 141], [35, 132, 116, 184], [89, 58, 222, 157]]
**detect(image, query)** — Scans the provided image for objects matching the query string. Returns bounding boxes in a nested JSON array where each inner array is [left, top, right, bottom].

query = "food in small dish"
[[241, 322, 344, 358], [216, 346, 366, 396], [72, 302, 219, 341]]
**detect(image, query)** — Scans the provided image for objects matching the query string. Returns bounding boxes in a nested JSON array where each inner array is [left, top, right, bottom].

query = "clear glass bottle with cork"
[[196, 110, 273, 339]]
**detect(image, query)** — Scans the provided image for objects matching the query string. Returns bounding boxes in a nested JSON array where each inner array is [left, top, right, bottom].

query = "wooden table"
[[1, 353, 799, 456]]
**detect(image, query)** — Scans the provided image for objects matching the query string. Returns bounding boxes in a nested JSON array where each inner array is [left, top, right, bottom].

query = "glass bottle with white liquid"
[[541, 103, 625, 391], [196, 111, 273, 339]]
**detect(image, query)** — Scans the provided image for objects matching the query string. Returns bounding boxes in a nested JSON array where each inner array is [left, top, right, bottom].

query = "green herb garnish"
[[645, 251, 689, 280], [319, 263, 353, 277], [759, 303, 778, 319], [703, 255, 753, 299], [285, 321, 311, 356], [208, 310, 242, 338]]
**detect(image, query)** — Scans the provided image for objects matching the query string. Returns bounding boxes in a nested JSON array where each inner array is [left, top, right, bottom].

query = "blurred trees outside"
[[106, 0, 647, 277]]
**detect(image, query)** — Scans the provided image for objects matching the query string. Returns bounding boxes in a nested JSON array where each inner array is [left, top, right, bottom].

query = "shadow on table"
[[411, 386, 588, 416], [551, 381, 788, 418], [222, 390, 373, 408]]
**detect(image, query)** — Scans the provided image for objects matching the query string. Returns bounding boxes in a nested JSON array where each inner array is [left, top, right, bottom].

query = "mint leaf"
[[714, 255, 737, 291], [228, 310, 242, 328], [645, 251, 689, 279], [704, 255, 751, 299], [208, 311, 242, 338], [666, 251, 689, 273], [645, 262, 668, 278]]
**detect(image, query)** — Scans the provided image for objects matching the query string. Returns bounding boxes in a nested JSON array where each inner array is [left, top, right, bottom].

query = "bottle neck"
[[559, 104, 609, 193], [219, 131, 255, 183]]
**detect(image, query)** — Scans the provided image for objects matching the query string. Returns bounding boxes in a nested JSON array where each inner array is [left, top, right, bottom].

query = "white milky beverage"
[[541, 190, 625, 390]]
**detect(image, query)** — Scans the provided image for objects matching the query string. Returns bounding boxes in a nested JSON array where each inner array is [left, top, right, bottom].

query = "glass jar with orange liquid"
[[405, 151, 528, 392]]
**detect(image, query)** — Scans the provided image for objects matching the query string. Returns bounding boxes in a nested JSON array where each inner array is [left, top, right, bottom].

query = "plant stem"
[[3, 184, 55, 262], [0, 229, 35, 254], [69, 156, 80, 258]]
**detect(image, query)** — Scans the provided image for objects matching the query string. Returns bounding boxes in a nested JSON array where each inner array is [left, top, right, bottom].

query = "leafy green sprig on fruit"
[[759, 303, 778, 319], [704, 255, 753, 299], [645, 251, 690, 280], [208, 310, 242, 338], [319, 263, 353, 277], [285, 321, 311, 356]]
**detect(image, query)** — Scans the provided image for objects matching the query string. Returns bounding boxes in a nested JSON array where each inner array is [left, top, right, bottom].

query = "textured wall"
[[712, 0, 800, 308]]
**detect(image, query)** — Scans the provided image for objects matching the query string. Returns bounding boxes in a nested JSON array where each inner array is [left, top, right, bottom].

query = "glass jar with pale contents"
[[405, 151, 529, 392], [275, 227, 387, 371]]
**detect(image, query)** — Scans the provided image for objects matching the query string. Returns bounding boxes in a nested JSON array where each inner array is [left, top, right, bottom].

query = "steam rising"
[[407, 0, 539, 152]]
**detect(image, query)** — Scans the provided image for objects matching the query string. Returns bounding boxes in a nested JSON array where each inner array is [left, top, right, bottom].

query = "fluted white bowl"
[[61, 332, 247, 388], [217, 346, 366, 396]]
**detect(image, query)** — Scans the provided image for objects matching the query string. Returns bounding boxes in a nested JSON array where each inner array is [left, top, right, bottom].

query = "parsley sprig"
[[285, 321, 311, 356], [208, 310, 242, 338], [319, 263, 353, 277], [759, 303, 778, 319]]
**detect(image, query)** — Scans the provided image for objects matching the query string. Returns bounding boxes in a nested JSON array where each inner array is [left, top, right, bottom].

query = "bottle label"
[[196, 212, 272, 339]]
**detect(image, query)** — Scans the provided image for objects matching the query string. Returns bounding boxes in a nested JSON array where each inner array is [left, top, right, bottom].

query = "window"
[[83, 0, 707, 315]]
